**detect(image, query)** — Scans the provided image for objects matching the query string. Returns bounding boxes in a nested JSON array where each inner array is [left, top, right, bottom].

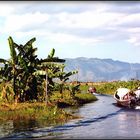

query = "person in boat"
[[134, 87, 140, 102], [129, 91, 137, 107], [134, 87, 140, 100], [114, 87, 131, 100], [88, 86, 96, 94], [114, 87, 137, 107]]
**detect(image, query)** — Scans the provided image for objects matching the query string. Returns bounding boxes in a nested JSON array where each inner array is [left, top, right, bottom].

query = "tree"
[[36, 48, 65, 103], [0, 37, 19, 103], [0, 36, 78, 104]]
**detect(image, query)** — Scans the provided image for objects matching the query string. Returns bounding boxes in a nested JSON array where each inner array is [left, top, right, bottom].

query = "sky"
[[0, 1, 140, 63]]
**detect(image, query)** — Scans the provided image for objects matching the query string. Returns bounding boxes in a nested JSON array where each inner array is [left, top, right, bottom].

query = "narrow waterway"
[[1, 94, 140, 139]]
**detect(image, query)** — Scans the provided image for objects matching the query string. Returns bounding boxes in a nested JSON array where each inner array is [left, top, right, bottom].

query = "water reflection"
[[116, 110, 140, 137], [0, 118, 65, 139], [0, 121, 14, 137], [0, 94, 140, 139]]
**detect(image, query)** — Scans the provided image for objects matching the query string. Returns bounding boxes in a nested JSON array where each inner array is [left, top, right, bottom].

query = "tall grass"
[[87, 80, 140, 95], [75, 93, 98, 104], [0, 102, 79, 122]]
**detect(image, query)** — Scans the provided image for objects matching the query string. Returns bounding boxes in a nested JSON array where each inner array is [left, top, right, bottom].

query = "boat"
[[114, 93, 131, 107], [88, 87, 97, 94], [114, 87, 140, 108], [114, 88, 132, 107]]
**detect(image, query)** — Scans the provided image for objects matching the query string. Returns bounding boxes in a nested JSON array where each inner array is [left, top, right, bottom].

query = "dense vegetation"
[[0, 37, 79, 104], [2, 36, 139, 123], [0, 37, 97, 122], [90, 80, 140, 95]]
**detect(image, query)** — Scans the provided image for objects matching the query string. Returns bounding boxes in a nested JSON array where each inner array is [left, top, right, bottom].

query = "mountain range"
[[1, 57, 140, 82], [64, 57, 140, 82]]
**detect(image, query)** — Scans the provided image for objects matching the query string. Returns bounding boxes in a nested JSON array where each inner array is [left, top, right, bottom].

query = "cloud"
[[127, 35, 140, 47], [53, 10, 124, 29], [0, 2, 31, 16], [0, 4, 14, 16], [13, 30, 102, 46], [2, 12, 50, 33], [47, 32, 102, 45], [119, 27, 140, 47], [105, 2, 140, 14], [1, 1, 140, 48], [17, 2, 108, 14], [1, 2, 124, 31], [114, 13, 140, 27]]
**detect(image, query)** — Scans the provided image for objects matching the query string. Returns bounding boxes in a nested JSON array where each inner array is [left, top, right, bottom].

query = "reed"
[[0, 102, 79, 122]]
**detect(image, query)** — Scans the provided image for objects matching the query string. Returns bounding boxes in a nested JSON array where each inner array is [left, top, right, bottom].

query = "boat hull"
[[114, 93, 131, 107], [116, 99, 131, 107]]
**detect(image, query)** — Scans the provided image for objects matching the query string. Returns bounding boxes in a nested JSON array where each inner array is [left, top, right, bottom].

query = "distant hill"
[[1, 57, 140, 82], [64, 57, 140, 82]]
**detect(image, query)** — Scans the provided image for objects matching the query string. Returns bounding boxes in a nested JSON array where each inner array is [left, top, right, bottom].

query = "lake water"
[[0, 93, 140, 139]]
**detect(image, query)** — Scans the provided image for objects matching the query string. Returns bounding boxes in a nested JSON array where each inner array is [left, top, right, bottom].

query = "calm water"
[[0, 94, 140, 139]]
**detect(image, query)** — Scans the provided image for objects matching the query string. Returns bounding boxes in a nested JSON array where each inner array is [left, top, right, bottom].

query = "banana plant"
[[0, 37, 20, 103], [0, 59, 12, 82], [36, 48, 65, 103], [68, 84, 81, 98], [15, 40, 65, 102], [0, 37, 38, 102], [0, 36, 77, 104], [39, 48, 65, 63], [58, 69, 78, 94], [15, 37, 39, 101]]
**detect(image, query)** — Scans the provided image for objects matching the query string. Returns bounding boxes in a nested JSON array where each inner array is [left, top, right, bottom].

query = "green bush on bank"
[[0, 102, 79, 123], [91, 80, 140, 95], [75, 93, 98, 104], [50, 90, 98, 107]]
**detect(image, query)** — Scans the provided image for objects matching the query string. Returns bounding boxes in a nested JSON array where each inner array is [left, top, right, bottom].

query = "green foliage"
[[68, 84, 81, 97], [57, 69, 78, 94], [0, 82, 14, 103], [0, 59, 8, 64], [75, 93, 98, 104], [0, 102, 77, 122], [48, 48, 55, 58], [0, 37, 78, 104], [50, 91, 77, 106], [93, 80, 140, 95], [8, 36, 17, 65], [49, 89, 98, 107]]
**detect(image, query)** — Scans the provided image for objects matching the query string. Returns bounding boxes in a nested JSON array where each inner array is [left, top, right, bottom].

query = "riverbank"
[[79, 80, 140, 95], [0, 92, 97, 124], [1, 80, 139, 124], [0, 102, 78, 124]]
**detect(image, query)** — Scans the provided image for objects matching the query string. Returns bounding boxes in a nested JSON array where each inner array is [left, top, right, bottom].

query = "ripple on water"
[[1, 94, 140, 139]]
